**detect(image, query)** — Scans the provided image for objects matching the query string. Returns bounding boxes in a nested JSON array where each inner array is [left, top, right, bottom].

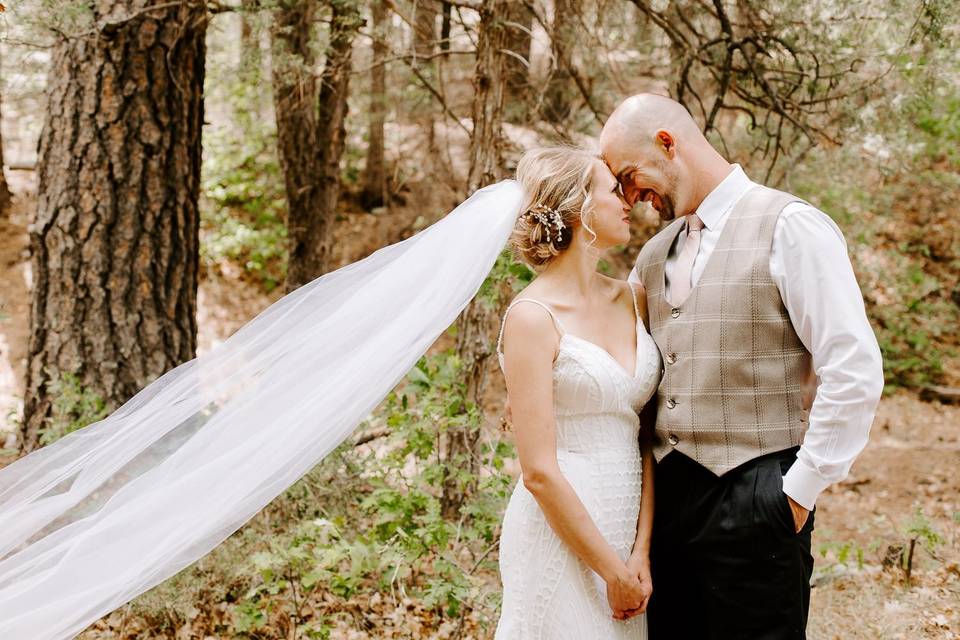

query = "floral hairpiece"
[[527, 204, 566, 244]]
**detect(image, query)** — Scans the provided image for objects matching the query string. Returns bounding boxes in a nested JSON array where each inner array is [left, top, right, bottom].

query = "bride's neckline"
[[496, 285, 645, 379], [559, 314, 642, 379]]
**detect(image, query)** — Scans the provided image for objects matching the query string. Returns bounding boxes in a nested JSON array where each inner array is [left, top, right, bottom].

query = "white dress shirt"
[[629, 165, 884, 510]]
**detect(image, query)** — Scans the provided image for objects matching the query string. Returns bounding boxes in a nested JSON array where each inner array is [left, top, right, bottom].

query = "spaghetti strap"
[[626, 282, 640, 325], [495, 298, 565, 359]]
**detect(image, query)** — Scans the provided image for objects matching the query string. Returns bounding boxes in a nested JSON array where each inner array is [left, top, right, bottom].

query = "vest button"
[[666, 398, 677, 409], [667, 433, 679, 446], [666, 352, 677, 364], [670, 307, 680, 319]]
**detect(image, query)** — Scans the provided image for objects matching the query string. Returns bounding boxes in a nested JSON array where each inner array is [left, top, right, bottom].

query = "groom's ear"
[[655, 130, 676, 157]]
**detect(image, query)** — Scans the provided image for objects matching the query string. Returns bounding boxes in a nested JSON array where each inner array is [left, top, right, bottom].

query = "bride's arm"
[[501, 304, 637, 598], [625, 279, 654, 608], [626, 401, 655, 611]]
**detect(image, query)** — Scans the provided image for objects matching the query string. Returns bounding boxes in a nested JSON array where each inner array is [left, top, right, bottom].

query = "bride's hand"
[[606, 566, 647, 620], [622, 554, 653, 617]]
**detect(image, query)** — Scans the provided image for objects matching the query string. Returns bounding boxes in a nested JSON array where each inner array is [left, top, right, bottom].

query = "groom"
[[600, 94, 884, 639]]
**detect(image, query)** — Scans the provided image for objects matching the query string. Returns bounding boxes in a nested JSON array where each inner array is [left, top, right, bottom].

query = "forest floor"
[[0, 174, 957, 639]]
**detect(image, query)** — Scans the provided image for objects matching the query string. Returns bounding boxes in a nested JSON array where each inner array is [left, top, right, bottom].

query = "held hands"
[[607, 556, 652, 621]]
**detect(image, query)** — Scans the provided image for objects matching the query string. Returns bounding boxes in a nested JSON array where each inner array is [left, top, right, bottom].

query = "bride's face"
[[581, 161, 632, 250]]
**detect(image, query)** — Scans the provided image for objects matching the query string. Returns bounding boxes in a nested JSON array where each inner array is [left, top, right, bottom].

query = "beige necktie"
[[671, 214, 704, 305]]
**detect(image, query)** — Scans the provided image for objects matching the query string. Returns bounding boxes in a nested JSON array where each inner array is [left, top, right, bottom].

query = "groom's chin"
[[656, 206, 676, 222]]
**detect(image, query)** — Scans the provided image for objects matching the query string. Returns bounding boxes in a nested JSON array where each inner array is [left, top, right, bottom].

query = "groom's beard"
[[656, 192, 677, 221]]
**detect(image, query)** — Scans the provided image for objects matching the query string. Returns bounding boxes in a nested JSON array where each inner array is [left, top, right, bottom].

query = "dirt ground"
[[0, 175, 957, 639], [807, 393, 960, 639]]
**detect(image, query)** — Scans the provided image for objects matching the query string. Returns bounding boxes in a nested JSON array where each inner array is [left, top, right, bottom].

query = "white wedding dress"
[[493, 287, 662, 639]]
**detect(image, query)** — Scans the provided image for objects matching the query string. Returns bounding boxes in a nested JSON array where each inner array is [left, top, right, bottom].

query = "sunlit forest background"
[[0, 0, 958, 637]]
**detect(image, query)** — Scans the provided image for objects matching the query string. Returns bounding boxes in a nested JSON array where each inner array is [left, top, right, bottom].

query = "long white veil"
[[0, 180, 524, 639]]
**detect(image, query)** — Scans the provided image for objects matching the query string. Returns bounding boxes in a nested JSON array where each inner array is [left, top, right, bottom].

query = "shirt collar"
[[692, 164, 754, 230]]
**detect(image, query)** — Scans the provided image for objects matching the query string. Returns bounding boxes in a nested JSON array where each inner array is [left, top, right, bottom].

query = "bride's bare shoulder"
[[501, 283, 563, 350], [507, 278, 557, 309], [500, 300, 561, 368]]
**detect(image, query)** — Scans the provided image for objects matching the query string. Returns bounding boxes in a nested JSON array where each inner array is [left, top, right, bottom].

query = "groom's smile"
[[624, 180, 676, 221]]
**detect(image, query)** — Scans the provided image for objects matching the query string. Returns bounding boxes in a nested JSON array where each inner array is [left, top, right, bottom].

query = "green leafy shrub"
[[37, 371, 109, 445], [201, 127, 288, 292]]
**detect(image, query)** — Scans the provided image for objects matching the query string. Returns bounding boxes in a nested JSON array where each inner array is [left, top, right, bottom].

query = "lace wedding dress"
[[493, 287, 662, 639]]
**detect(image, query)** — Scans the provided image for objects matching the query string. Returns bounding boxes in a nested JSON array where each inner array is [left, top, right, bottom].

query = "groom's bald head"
[[600, 94, 720, 220], [600, 94, 702, 155]]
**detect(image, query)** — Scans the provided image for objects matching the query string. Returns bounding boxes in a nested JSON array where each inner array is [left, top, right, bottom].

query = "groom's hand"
[[786, 494, 810, 533], [618, 555, 653, 620], [606, 568, 647, 621]]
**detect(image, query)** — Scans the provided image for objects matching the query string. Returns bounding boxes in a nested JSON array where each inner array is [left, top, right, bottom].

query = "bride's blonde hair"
[[512, 147, 600, 267]]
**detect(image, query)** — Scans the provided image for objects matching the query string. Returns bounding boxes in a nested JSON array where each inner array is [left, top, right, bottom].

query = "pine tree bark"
[[442, 0, 509, 520], [21, 1, 207, 452], [273, 0, 360, 292], [361, 0, 388, 209]]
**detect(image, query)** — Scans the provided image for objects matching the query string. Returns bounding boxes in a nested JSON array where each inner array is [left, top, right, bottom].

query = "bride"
[[494, 148, 659, 638], [0, 146, 659, 639]]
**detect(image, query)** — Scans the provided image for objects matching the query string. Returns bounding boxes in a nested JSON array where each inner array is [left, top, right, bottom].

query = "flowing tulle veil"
[[0, 180, 524, 638]]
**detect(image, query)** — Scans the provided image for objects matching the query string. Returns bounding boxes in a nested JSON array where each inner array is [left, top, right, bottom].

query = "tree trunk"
[[273, 0, 360, 292], [413, 0, 437, 59], [442, 0, 509, 520], [361, 0, 387, 209], [412, 0, 438, 150], [465, 1, 507, 192], [21, 1, 206, 452], [0, 47, 11, 214], [439, 0, 452, 51], [541, 0, 576, 123], [503, 1, 533, 123]]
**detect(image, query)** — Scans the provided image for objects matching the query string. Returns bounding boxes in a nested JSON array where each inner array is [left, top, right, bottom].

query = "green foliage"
[[1, 405, 22, 456], [872, 249, 956, 390], [224, 351, 515, 633], [905, 504, 944, 554], [200, 128, 288, 292], [785, 11, 960, 391], [818, 538, 867, 571], [37, 371, 109, 446], [199, 19, 289, 292], [891, 504, 946, 584], [475, 249, 536, 309]]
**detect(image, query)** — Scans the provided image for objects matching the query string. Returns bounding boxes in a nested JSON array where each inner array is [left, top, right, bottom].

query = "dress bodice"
[[495, 288, 662, 456]]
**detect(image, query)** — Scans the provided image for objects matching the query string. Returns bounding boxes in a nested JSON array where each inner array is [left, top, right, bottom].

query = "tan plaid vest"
[[634, 185, 813, 475]]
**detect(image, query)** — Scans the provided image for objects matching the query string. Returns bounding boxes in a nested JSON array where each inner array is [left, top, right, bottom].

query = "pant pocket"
[[755, 458, 796, 536]]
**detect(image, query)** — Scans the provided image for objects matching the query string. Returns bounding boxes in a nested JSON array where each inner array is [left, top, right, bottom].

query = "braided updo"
[[512, 146, 600, 267]]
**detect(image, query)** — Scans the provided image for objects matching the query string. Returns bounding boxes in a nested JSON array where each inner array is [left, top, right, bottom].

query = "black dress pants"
[[647, 447, 815, 640]]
